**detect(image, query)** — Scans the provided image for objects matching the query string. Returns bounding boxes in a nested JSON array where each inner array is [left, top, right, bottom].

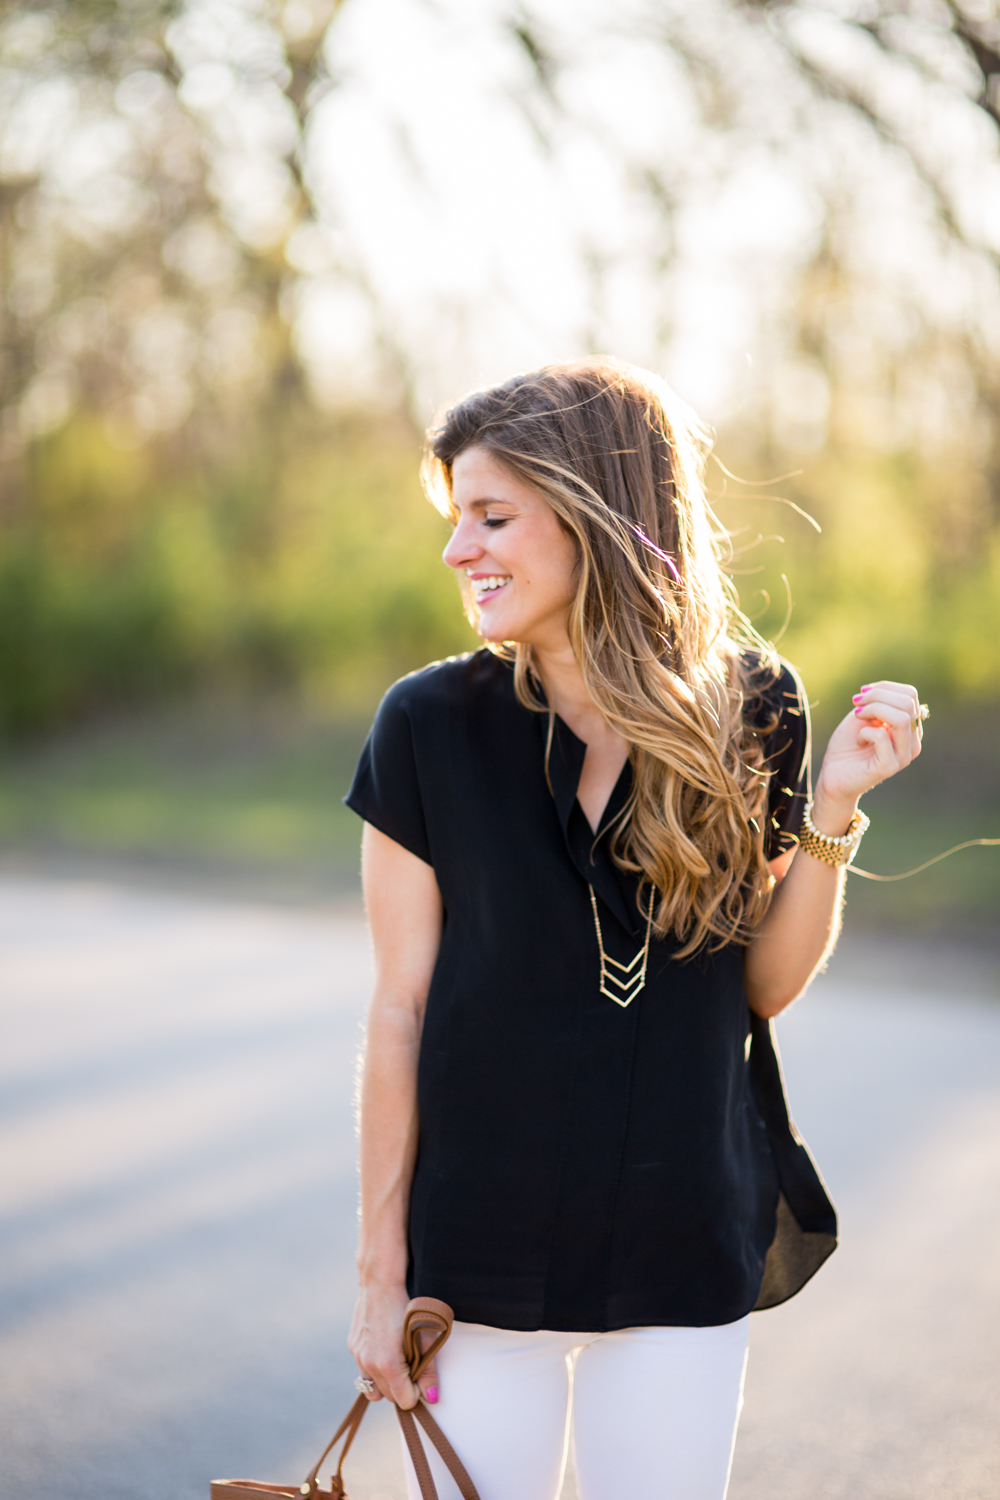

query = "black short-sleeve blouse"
[[345, 649, 836, 1332]]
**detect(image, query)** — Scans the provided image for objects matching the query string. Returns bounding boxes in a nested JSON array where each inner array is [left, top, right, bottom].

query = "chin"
[[476, 621, 508, 643], [474, 606, 513, 643]]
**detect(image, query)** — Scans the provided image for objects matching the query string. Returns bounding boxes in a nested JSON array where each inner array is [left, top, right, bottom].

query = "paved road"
[[1, 877, 998, 1500]]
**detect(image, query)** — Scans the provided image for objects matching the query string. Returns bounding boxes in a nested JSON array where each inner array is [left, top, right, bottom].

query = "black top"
[[345, 649, 836, 1332]]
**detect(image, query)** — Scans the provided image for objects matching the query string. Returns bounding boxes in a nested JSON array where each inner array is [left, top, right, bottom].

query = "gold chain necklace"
[[588, 886, 656, 1008]]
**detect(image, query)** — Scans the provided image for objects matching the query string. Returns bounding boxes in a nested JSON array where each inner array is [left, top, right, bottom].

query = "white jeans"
[[402, 1317, 750, 1500]]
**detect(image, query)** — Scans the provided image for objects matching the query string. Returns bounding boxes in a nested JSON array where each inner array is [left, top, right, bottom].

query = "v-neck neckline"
[[550, 711, 632, 834], [579, 754, 632, 839], [541, 710, 645, 937]]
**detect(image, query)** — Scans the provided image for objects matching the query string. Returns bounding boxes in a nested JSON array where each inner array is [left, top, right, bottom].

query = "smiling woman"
[[343, 357, 925, 1500], [425, 368, 824, 958], [444, 446, 578, 639]]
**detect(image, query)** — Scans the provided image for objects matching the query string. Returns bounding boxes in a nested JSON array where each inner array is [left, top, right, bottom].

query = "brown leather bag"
[[210, 1298, 480, 1500]]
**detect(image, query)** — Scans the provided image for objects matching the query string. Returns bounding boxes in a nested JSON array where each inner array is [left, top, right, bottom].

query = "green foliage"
[[0, 697, 367, 868], [714, 442, 1000, 715], [3, 409, 1000, 738], [0, 408, 475, 734], [2, 411, 998, 934]]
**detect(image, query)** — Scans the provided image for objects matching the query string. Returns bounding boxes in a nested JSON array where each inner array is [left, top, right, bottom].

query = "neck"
[[530, 638, 604, 734]]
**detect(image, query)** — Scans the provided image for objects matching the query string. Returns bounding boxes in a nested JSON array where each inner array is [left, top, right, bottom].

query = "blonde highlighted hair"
[[422, 357, 783, 956]]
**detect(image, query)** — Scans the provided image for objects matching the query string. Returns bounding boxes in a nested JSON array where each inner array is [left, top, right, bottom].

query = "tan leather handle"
[[402, 1296, 455, 1384], [397, 1297, 482, 1499], [398, 1402, 481, 1500], [292, 1298, 480, 1500], [299, 1392, 368, 1496]]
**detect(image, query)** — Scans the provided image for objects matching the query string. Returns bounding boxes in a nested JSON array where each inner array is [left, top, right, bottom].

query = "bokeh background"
[[2, 0, 1000, 928], [3, 8, 1000, 1500]]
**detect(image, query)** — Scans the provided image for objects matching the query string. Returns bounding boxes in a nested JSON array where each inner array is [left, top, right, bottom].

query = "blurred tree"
[[0, 0, 361, 479], [504, 0, 1000, 706], [0, 0, 467, 731], [518, 0, 999, 451], [4, 0, 996, 459], [741, 0, 1000, 250], [0, 0, 998, 731]]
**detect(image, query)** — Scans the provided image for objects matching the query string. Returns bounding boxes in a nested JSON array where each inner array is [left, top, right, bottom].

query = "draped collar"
[[539, 708, 648, 940]]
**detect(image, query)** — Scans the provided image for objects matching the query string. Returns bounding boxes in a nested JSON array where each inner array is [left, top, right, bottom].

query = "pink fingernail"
[[852, 695, 864, 703], [854, 707, 864, 716], [426, 1386, 439, 1405]]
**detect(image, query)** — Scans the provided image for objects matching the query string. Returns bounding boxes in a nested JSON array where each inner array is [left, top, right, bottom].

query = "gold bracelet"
[[797, 801, 870, 867]]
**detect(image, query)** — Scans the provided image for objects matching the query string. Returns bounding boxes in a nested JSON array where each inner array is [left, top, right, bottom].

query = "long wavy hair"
[[422, 357, 784, 955]]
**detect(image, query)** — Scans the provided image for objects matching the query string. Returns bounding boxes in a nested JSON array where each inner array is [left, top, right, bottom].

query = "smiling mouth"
[[469, 575, 511, 602]]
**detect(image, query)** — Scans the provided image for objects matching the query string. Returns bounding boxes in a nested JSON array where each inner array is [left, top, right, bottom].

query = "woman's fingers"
[[855, 705, 914, 767], [855, 720, 899, 772], [364, 1354, 420, 1408], [817, 680, 924, 803], [853, 682, 923, 722], [852, 682, 919, 718], [349, 1327, 418, 1406], [854, 699, 912, 733], [348, 1285, 423, 1408], [418, 1356, 440, 1407], [852, 682, 923, 763], [386, 1369, 422, 1409]]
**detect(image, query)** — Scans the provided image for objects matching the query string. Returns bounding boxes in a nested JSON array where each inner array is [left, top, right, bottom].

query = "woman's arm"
[[347, 823, 444, 1409], [744, 680, 924, 1019]]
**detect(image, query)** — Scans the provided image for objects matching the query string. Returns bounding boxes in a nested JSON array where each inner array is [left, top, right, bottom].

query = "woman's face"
[[442, 446, 579, 651]]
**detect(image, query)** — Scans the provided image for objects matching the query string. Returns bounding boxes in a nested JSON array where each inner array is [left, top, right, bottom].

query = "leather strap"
[[395, 1299, 480, 1500], [302, 1392, 368, 1496], [397, 1405, 439, 1500], [402, 1297, 454, 1384], [408, 1402, 480, 1500], [211, 1299, 481, 1500], [210, 1486, 300, 1499]]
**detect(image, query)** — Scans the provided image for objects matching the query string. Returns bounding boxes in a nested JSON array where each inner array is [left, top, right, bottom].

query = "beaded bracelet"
[[798, 801, 870, 867]]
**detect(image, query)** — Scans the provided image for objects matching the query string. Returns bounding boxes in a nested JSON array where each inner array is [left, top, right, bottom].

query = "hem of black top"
[[752, 1191, 837, 1311], [406, 1190, 837, 1334]]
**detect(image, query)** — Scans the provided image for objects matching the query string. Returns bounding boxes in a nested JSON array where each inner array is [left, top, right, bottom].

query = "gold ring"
[[911, 703, 929, 730]]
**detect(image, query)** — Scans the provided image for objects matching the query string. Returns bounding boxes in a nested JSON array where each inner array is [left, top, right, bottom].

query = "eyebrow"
[[459, 496, 518, 511]]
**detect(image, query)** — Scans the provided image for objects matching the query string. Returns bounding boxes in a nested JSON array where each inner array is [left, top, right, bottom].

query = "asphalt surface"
[[1, 875, 998, 1500]]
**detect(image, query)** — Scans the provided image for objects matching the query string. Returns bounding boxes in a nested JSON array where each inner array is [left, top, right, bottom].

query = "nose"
[[442, 512, 482, 572]]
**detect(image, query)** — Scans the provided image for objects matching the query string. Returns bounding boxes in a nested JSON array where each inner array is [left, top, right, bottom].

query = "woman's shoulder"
[[347, 650, 515, 855], [739, 648, 806, 715], [375, 647, 514, 719], [737, 649, 808, 754]]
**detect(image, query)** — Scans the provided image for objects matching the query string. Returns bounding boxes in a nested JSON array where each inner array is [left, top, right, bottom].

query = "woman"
[[345, 359, 924, 1500]]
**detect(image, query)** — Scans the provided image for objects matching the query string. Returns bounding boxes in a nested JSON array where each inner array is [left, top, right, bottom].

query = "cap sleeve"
[[758, 661, 812, 861], [344, 680, 432, 866]]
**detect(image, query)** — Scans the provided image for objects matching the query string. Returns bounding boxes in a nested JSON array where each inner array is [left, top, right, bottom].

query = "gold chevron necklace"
[[588, 886, 656, 1008]]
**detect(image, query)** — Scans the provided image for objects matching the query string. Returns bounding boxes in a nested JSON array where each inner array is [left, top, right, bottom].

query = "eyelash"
[[484, 517, 508, 529]]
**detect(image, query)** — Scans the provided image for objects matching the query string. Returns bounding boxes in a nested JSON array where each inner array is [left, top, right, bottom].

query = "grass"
[[1, 695, 998, 935], [0, 696, 369, 878]]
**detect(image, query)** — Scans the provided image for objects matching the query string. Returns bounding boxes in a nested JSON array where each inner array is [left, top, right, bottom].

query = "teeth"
[[471, 575, 509, 597]]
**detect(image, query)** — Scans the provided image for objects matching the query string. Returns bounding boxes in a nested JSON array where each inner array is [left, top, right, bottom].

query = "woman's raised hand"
[[814, 680, 924, 817], [347, 1282, 439, 1411]]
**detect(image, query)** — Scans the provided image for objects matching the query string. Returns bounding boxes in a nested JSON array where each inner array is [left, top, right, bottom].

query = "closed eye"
[[483, 517, 510, 529]]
